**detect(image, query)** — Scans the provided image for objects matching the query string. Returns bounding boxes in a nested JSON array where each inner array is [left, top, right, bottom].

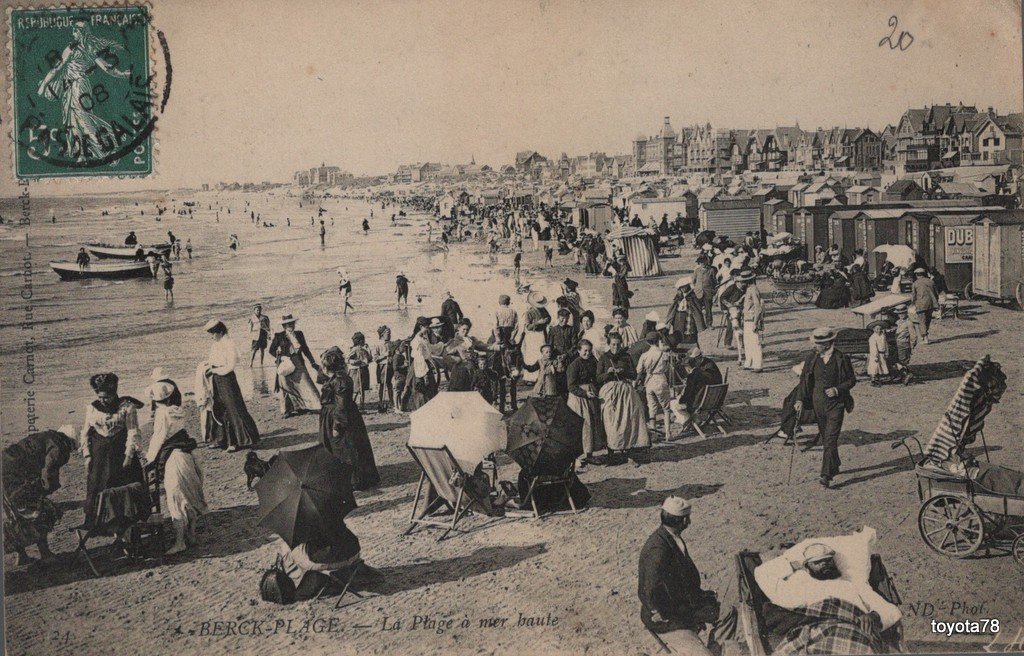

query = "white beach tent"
[[605, 226, 664, 278]]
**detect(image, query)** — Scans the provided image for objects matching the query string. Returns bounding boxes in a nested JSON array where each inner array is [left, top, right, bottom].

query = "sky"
[[1, 0, 1021, 195]]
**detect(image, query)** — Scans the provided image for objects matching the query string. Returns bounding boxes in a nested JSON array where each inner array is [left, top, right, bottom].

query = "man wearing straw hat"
[[736, 269, 764, 372], [794, 327, 857, 488], [638, 496, 723, 656]]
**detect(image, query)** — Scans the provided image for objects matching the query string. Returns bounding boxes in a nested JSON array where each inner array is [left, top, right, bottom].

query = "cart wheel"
[[918, 495, 984, 558], [767, 290, 787, 307], [962, 282, 974, 301], [1013, 534, 1024, 568], [794, 288, 817, 304]]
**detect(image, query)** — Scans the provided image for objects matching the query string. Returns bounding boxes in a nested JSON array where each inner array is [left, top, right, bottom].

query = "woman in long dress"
[[317, 347, 381, 490], [596, 334, 650, 458], [80, 373, 146, 527], [269, 315, 321, 417], [202, 320, 260, 451], [566, 339, 606, 470], [145, 378, 208, 555], [521, 292, 550, 383], [2, 426, 77, 564]]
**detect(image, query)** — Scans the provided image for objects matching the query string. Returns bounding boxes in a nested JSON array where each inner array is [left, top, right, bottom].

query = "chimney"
[[988, 107, 995, 117], [664, 116, 671, 125]]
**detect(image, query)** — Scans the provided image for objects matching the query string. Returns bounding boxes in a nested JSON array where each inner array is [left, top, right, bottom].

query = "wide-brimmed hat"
[[644, 310, 660, 322], [675, 275, 693, 289], [735, 269, 756, 283], [252, 303, 262, 310], [811, 326, 837, 344], [281, 314, 297, 325], [203, 319, 225, 333], [562, 278, 579, 289], [866, 320, 888, 332], [429, 317, 445, 328], [527, 292, 548, 308]]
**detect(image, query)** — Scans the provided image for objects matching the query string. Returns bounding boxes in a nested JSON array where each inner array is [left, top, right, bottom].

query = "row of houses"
[[633, 117, 884, 176], [890, 103, 1023, 173], [391, 159, 493, 184]]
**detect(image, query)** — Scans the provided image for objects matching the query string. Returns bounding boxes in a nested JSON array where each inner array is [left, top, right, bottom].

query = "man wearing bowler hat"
[[794, 327, 857, 488]]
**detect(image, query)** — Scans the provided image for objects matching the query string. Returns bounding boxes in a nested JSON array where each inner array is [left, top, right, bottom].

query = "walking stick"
[[786, 426, 800, 485]]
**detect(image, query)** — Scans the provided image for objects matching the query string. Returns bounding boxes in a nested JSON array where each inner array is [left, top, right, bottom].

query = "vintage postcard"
[[1, 1, 1022, 655]]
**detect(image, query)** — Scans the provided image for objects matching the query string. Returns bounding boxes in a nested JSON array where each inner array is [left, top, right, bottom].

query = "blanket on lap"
[[773, 597, 887, 656]]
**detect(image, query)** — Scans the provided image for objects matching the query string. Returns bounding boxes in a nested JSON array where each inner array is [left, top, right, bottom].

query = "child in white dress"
[[867, 322, 890, 385]]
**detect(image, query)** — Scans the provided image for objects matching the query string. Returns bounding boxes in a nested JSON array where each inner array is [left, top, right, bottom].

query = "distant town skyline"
[[1, 0, 1020, 196]]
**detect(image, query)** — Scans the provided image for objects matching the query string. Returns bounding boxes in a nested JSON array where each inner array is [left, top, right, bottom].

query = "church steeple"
[[470, 153, 476, 165]]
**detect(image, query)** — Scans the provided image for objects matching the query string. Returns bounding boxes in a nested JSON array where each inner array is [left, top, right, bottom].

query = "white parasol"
[[873, 244, 916, 269], [408, 392, 506, 471]]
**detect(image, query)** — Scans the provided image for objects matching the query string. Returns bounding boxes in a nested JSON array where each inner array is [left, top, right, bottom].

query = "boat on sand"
[[49, 260, 154, 281]]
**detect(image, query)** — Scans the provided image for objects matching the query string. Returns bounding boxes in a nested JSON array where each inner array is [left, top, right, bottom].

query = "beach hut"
[[792, 207, 832, 258], [971, 211, 1024, 306], [926, 215, 978, 294], [576, 201, 617, 234], [848, 208, 904, 272], [604, 226, 663, 278], [827, 210, 861, 262]]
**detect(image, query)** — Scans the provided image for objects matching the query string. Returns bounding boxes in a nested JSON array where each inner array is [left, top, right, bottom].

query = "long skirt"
[[319, 403, 381, 491], [567, 391, 606, 454], [278, 356, 321, 414], [207, 372, 260, 448], [163, 450, 209, 524], [521, 330, 545, 382], [599, 381, 650, 451], [84, 427, 145, 528]]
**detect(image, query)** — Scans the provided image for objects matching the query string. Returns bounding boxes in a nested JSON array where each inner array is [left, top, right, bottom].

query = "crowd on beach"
[[4, 191, 1016, 655]]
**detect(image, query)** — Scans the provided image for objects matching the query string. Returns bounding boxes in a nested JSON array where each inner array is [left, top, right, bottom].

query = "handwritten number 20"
[[879, 16, 913, 51]]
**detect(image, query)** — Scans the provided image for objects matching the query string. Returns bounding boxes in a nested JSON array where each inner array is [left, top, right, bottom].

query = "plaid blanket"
[[923, 357, 1005, 466], [774, 597, 886, 655]]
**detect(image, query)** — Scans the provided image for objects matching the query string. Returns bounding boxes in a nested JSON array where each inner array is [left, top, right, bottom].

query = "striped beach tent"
[[605, 226, 663, 278], [923, 356, 1006, 465]]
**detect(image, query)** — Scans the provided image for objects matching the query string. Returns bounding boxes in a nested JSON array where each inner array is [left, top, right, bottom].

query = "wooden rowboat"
[[49, 260, 154, 281], [85, 242, 172, 259]]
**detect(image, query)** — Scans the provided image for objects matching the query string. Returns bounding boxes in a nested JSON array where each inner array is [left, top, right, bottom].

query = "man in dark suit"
[[440, 291, 464, 340], [670, 347, 723, 428], [794, 327, 857, 488], [693, 255, 717, 328], [638, 496, 720, 655]]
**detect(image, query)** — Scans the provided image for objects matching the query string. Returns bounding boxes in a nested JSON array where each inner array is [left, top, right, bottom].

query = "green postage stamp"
[[8, 5, 157, 179]]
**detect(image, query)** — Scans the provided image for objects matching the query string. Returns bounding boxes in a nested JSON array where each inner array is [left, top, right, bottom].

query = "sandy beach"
[[3, 195, 1023, 655]]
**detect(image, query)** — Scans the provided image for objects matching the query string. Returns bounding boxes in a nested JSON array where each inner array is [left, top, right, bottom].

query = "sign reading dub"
[[944, 226, 974, 264]]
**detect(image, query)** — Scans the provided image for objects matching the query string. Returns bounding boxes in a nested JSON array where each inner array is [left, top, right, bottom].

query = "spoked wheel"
[[794, 288, 817, 304], [963, 282, 974, 301], [918, 495, 985, 558], [1012, 534, 1024, 568], [767, 290, 789, 307]]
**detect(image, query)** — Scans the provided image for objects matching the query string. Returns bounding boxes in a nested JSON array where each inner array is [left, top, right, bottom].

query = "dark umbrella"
[[505, 397, 583, 476], [255, 446, 357, 548]]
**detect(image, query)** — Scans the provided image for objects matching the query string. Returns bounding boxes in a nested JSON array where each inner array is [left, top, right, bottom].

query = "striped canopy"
[[923, 356, 1007, 465], [605, 227, 663, 278]]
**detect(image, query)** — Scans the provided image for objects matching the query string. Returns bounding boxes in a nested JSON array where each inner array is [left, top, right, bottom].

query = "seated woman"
[[815, 273, 851, 309], [145, 377, 209, 555], [277, 525, 380, 600], [2, 426, 78, 565], [79, 373, 146, 529]]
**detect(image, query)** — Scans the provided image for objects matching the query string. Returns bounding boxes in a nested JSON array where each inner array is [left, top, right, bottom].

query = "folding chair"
[[305, 559, 381, 609], [72, 479, 157, 576], [519, 463, 581, 519], [688, 383, 731, 438], [405, 445, 498, 541]]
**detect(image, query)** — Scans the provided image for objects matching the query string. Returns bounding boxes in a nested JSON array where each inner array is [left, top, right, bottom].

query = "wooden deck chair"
[[689, 383, 731, 439], [519, 463, 580, 520], [405, 445, 493, 541], [73, 477, 159, 576]]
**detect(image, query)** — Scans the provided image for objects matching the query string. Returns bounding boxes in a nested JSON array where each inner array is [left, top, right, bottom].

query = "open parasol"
[[408, 392, 506, 471], [505, 396, 583, 476], [255, 446, 357, 548], [873, 244, 916, 269]]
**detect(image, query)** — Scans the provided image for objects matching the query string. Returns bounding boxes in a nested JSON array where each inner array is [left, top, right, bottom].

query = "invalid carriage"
[[892, 356, 1024, 568]]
